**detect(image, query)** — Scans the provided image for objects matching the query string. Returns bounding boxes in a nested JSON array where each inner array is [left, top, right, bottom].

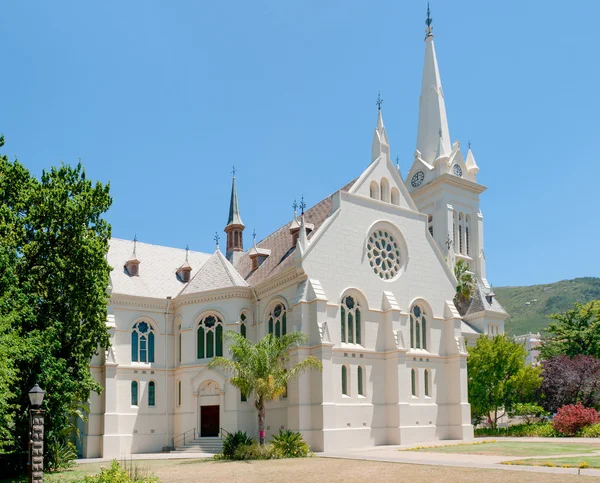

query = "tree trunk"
[[257, 400, 266, 446]]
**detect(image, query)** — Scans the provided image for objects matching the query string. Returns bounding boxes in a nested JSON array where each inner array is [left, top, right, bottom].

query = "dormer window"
[[249, 246, 271, 271], [176, 262, 192, 283], [124, 258, 140, 277]]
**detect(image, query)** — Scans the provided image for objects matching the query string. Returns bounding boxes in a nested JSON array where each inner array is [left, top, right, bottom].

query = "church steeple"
[[224, 167, 244, 263], [416, 4, 451, 165], [371, 92, 390, 162]]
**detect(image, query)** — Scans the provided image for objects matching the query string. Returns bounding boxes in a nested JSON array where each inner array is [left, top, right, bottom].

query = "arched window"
[[424, 370, 431, 397], [132, 321, 155, 363], [358, 366, 364, 396], [428, 214, 434, 237], [148, 381, 156, 407], [341, 365, 348, 396], [411, 369, 417, 397], [197, 315, 224, 359], [369, 181, 379, 200], [131, 381, 138, 406], [391, 187, 400, 206], [466, 215, 471, 256], [178, 325, 182, 364], [340, 295, 361, 344], [380, 177, 390, 202], [240, 313, 247, 338], [409, 304, 428, 350], [177, 381, 181, 406], [268, 303, 286, 338], [453, 211, 457, 249], [458, 213, 464, 254]]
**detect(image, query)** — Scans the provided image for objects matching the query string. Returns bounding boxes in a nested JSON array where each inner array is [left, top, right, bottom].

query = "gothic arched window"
[[148, 381, 156, 407], [369, 181, 379, 200], [458, 213, 464, 254], [240, 312, 248, 338], [411, 369, 417, 397], [424, 369, 431, 398], [132, 321, 155, 363], [197, 315, 224, 359], [131, 381, 138, 406], [357, 366, 365, 396], [342, 365, 348, 396], [409, 305, 428, 350], [268, 303, 287, 338], [465, 215, 471, 256], [340, 295, 361, 344]]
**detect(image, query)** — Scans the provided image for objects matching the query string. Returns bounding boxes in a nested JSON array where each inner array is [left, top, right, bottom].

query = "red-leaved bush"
[[552, 403, 600, 435]]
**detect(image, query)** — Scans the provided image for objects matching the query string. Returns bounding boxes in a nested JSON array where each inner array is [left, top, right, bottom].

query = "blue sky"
[[1, 1, 598, 287]]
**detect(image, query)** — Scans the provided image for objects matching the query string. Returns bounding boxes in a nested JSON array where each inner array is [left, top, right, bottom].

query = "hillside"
[[495, 277, 600, 336]]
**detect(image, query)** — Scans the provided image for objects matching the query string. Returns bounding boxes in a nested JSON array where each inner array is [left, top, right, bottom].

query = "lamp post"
[[28, 384, 45, 483]]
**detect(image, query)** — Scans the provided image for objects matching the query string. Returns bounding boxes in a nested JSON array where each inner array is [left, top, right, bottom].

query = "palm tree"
[[209, 331, 322, 445], [454, 259, 475, 314]]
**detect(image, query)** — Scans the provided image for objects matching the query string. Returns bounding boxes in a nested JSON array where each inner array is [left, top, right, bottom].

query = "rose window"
[[367, 229, 401, 280]]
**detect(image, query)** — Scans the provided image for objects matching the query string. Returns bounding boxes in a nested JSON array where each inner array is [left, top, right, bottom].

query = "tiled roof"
[[107, 238, 212, 299], [463, 280, 508, 316], [180, 249, 248, 295], [234, 178, 356, 287]]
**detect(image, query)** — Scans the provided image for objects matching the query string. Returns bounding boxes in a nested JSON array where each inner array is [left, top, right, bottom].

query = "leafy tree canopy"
[[467, 335, 541, 429], [209, 331, 322, 445], [539, 300, 600, 359], [0, 136, 112, 473]]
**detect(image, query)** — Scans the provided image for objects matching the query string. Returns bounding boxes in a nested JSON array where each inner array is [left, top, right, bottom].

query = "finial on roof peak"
[[231, 165, 236, 178], [214, 232, 220, 248], [252, 228, 257, 246], [292, 198, 298, 218], [425, 2, 433, 38], [185, 244, 189, 261], [468, 140, 472, 150], [376, 91, 383, 111], [299, 195, 306, 216]]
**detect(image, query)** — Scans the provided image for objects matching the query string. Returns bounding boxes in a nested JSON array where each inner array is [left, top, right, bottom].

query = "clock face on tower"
[[453, 164, 463, 177], [411, 171, 425, 188]]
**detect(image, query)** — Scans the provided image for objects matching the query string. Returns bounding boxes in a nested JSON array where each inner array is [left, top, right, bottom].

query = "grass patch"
[[503, 456, 600, 469], [405, 441, 600, 457]]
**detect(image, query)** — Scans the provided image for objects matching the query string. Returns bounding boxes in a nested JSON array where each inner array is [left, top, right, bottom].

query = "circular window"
[[366, 228, 402, 280]]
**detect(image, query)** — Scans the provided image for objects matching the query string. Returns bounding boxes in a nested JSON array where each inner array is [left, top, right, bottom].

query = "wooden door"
[[200, 405, 220, 437]]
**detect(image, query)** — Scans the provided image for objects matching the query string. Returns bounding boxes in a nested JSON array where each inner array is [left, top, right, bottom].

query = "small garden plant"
[[552, 403, 600, 436]]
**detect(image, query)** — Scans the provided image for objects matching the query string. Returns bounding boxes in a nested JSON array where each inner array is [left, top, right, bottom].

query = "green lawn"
[[503, 456, 600, 469], [407, 441, 600, 457]]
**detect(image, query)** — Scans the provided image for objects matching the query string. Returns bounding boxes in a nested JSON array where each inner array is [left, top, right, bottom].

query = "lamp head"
[[28, 384, 45, 409]]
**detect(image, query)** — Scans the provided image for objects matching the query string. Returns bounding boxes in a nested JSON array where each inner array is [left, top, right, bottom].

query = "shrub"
[[270, 430, 310, 458], [552, 403, 600, 436], [232, 442, 277, 460], [46, 439, 77, 472], [221, 431, 254, 459], [580, 423, 600, 437], [82, 460, 158, 483], [508, 403, 548, 425], [474, 422, 559, 438]]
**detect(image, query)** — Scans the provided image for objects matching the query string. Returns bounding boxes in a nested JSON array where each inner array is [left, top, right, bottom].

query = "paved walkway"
[[77, 452, 214, 464], [317, 437, 600, 478]]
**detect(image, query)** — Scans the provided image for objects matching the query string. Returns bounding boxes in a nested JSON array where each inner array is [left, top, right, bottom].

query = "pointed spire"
[[372, 93, 390, 162], [465, 143, 480, 173], [226, 166, 244, 227], [416, 5, 451, 165]]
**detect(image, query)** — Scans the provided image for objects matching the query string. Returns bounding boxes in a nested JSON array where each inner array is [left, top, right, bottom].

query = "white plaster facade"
[[79, 18, 507, 458]]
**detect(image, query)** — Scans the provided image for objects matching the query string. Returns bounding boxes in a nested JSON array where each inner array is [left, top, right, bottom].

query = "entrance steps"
[[171, 437, 223, 454]]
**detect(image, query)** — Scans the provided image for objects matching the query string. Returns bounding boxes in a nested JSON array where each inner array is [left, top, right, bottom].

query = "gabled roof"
[[463, 280, 508, 317], [180, 249, 248, 295], [461, 320, 481, 335], [107, 238, 212, 299], [234, 178, 356, 286]]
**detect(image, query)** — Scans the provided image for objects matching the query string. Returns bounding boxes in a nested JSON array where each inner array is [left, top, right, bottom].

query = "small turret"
[[224, 167, 245, 264], [124, 235, 141, 276]]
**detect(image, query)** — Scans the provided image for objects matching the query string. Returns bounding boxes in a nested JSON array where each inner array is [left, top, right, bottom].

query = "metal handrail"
[[171, 427, 196, 448], [220, 427, 230, 439]]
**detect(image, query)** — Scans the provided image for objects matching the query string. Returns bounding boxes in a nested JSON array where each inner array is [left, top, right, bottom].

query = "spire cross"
[[133, 233, 138, 255], [214, 232, 220, 247], [231, 165, 236, 177], [425, 2, 433, 37], [468, 140, 472, 150], [185, 244, 189, 261], [252, 228, 256, 244], [299, 196, 306, 216], [376, 91, 384, 111], [292, 199, 298, 218]]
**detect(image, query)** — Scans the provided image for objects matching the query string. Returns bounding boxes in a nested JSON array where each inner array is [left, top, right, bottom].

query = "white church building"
[[80, 12, 507, 458]]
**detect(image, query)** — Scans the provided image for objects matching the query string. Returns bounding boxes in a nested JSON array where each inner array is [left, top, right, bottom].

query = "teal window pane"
[[140, 336, 147, 363], [348, 313, 354, 344], [240, 323, 246, 338], [178, 330, 182, 363], [342, 366, 347, 395], [275, 321, 280, 338], [269, 317, 273, 335], [356, 309, 361, 345], [207, 331, 214, 358], [282, 313, 286, 336], [197, 327, 205, 359], [424, 370, 429, 397], [358, 366, 363, 396], [416, 320, 421, 349], [422, 317, 427, 351], [411, 369, 416, 396], [410, 316, 414, 349], [131, 381, 138, 406], [341, 307, 346, 343], [148, 332, 155, 363], [149, 381, 155, 406], [132, 331, 138, 362], [216, 324, 223, 357]]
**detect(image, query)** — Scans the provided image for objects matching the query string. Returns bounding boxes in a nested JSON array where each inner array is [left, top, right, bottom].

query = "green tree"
[[454, 259, 475, 314], [209, 331, 322, 445], [0, 136, 112, 472], [468, 335, 541, 429], [539, 300, 600, 360]]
